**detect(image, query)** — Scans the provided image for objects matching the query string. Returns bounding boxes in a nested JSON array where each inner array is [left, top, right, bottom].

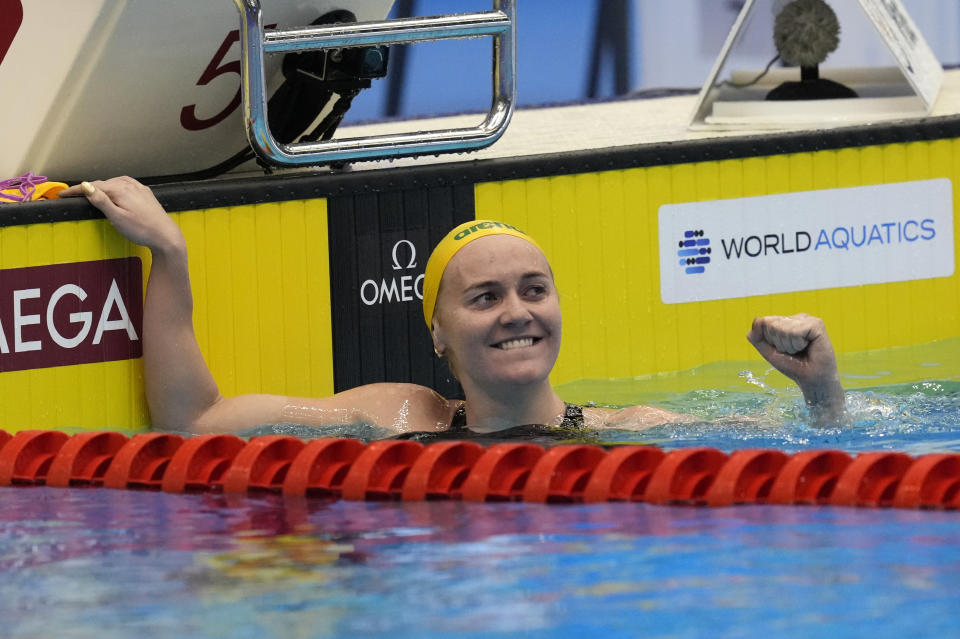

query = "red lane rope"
[[0, 429, 957, 509]]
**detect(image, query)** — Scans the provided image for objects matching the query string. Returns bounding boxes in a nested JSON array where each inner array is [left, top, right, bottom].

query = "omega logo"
[[359, 239, 425, 306], [391, 239, 417, 270], [0, 257, 143, 373]]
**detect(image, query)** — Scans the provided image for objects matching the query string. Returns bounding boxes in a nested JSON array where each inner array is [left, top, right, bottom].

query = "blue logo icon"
[[677, 229, 711, 274]]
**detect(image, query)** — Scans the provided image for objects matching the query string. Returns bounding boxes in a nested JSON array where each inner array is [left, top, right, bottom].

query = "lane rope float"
[[0, 429, 957, 509]]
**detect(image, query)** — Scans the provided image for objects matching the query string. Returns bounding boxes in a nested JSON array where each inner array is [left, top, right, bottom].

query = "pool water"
[[4, 340, 959, 638], [1, 487, 958, 639], [613, 380, 960, 454], [555, 339, 960, 455]]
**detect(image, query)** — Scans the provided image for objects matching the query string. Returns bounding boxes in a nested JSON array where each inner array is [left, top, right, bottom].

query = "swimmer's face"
[[432, 235, 561, 392]]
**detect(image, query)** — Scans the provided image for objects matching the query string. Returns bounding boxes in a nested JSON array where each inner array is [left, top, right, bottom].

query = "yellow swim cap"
[[422, 220, 543, 329]]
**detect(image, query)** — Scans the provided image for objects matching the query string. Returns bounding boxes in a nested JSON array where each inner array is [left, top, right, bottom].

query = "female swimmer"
[[61, 177, 845, 434]]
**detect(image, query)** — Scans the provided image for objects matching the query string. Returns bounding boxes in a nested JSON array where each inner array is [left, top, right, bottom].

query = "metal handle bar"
[[232, 0, 516, 166]]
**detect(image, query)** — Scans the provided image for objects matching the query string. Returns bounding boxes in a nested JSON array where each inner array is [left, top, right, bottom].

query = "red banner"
[[0, 0, 23, 67], [0, 258, 143, 372]]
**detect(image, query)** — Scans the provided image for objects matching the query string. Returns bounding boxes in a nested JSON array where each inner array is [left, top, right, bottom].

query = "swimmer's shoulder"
[[581, 404, 695, 430], [331, 382, 460, 432]]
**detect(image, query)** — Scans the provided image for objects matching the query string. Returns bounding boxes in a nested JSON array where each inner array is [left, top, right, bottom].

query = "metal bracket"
[[232, 0, 516, 166]]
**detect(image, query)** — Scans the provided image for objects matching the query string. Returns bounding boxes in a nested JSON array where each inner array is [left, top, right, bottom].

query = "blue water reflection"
[[0, 487, 957, 638]]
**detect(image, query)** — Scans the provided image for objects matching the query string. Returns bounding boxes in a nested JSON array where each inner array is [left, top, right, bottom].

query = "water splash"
[[738, 368, 776, 393]]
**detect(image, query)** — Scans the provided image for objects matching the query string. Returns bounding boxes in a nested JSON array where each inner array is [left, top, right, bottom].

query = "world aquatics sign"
[[658, 179, 954, 304]]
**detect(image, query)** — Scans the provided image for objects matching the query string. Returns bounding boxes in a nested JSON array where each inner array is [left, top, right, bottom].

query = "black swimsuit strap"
[[450, 403, 469, 430], [450, 402, 584, 430]]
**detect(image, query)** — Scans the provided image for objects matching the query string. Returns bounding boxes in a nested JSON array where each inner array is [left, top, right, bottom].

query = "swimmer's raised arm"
[[588, 314, 845, 430], [61, 178, 452, 433], [61, 177, 225, 431], [747, 313, 845, 425]]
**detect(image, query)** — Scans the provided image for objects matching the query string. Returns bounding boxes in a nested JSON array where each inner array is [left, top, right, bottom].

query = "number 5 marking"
[[180, 30, 241, 131], [181, 24, 276, 132], [0, 0, 23, 67]]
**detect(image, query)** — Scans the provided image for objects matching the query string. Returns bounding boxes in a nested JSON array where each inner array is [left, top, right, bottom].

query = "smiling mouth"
[[494, 337, 540, 350]]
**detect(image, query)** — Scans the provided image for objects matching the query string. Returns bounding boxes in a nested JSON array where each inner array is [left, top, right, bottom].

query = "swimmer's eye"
[[524, 284, 549, 299], [469, 291, 499, 307]]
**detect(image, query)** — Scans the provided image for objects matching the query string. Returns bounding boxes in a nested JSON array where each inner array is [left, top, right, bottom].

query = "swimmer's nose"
[[499, 291, 533, 325]]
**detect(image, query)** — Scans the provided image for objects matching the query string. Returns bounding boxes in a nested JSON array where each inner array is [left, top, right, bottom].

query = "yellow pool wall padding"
[[0, 198, 333, 433], [0, 218, 149, 432]]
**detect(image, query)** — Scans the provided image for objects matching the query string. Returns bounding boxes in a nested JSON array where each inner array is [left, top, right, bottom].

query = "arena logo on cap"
[[453, 221, 523, 241], [0, 257, 143, 372]]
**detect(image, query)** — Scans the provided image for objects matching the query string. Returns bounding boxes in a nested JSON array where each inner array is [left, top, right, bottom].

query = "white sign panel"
[[659, 179, 954, 304], [857, 0, 943, 109]]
